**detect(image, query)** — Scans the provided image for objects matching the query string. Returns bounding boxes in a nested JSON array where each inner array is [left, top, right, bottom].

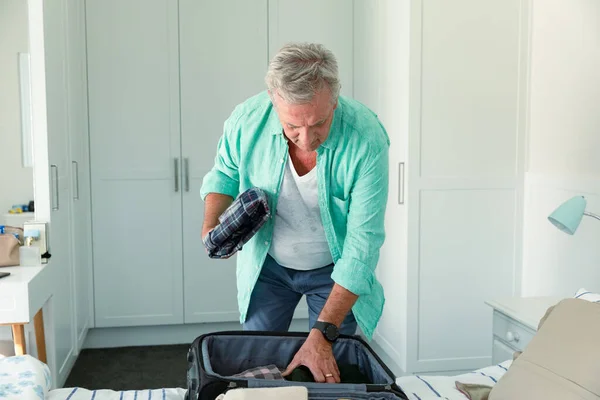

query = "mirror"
[[18, 52, 33, 169]]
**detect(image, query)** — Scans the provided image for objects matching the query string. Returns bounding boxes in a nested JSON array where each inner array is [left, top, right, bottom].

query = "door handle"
[[184, 158, 190, 192], [398, 162, 405, 205], [51, 164, 59, 211], [72, 161, 79, 200], [174, 158, 180, 192]]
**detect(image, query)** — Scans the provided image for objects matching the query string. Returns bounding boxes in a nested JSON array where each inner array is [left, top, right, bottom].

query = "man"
[[200, 43, 389, 384]]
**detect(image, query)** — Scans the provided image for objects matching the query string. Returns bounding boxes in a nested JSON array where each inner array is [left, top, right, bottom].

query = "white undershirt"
[[268, 158, 333, 270]]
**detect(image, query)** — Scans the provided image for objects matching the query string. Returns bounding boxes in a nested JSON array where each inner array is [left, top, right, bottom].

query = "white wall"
[[0, 0, 35, 354], [522, 0, 600, 296], [353, 0, 411, 372], [527, 0, 600, 177], [0, 0, 34, 215]]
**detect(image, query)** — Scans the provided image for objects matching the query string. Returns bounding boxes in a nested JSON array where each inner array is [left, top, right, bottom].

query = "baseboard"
[[83, 319, 310, 349]]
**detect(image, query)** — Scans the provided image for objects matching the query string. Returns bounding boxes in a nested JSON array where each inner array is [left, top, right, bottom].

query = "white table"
[[1, 212, 35, 228], [485, 296, 563, 364], [0, 264, 53, 363]]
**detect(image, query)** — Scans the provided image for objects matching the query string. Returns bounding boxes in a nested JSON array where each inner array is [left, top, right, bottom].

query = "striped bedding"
[[46, 361, 512, 400], [398, 360, 512, 400], [47, 388, 187, 400]]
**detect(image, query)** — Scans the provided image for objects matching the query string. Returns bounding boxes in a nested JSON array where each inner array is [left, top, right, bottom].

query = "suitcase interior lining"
[[201, 334, 396, 386]]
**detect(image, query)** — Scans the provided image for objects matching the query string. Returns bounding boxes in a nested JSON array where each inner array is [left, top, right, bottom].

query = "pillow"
[[489, 298, 600, 400], [0, 355, 51, 400], [574, 288, 600, 303]]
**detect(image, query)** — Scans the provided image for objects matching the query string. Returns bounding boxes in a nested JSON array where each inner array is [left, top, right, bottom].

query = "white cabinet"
[[40, 0, 94, 382], [86, 0, 184, 327], [27, 0, 100, 385], [85, 0, 273, 327], [404, 0, 529, 374], [353, 0, 529, 374], [485, 296, 562, 365]]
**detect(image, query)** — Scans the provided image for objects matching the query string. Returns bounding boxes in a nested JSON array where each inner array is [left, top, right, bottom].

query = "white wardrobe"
[[82, 0, 528, 376], [353, 0, 528, 374], [85, 0, 354, 327], [42, 0, 94, 385]]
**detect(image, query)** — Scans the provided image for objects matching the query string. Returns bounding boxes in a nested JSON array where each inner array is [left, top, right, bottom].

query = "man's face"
[[272, 87, 337, 153]]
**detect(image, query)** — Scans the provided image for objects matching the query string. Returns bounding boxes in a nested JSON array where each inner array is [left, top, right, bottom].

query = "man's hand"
[[282, 329, 340, 383], [281, 284, 359, 383]]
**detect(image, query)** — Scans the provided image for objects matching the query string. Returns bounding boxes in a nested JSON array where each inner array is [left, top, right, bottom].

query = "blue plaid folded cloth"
[[203, 187, 271, 259], [232, 364, 284, 380]]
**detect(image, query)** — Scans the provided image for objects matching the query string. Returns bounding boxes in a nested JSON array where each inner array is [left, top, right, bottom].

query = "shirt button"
[[280, 158, 284, 163], [264, 241, 269, 246]]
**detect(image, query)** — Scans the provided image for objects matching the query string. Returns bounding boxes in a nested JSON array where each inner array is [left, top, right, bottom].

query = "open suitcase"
[[185, 331, 409, 400]]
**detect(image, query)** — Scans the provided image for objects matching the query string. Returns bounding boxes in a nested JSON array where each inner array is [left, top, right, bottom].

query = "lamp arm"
[[584, 211, 600, 222]]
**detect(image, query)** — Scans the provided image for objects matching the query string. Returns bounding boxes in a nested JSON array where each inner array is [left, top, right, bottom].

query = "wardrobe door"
[[86, 0, 183, 327], [43, 0, 77, 382], [405, 0, 526, 373], [65, 0, 93, 351], [179, 0, 268, 323]]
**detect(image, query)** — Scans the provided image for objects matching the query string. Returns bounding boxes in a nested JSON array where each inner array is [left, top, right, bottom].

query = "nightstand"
[[485, 296, 563, 364]]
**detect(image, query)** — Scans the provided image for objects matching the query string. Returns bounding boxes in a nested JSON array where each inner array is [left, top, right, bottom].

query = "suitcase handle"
[[248, 379, 366, 391]]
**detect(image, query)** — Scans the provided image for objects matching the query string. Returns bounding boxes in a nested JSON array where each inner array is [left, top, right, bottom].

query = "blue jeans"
[[243, 254, 357, 335]]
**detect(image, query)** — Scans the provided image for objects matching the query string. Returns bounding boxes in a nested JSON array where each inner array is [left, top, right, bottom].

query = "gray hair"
[[266, 42, 341, 105]]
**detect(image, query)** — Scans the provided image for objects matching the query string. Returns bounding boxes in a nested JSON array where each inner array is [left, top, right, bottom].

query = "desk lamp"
[[548, 195, 600, 235]]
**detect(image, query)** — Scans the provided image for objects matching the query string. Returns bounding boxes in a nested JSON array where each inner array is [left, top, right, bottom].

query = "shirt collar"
[[265, 100, 343, 151]]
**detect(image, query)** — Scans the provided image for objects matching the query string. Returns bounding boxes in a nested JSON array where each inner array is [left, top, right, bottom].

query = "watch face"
[[325, 324, 339, 341]]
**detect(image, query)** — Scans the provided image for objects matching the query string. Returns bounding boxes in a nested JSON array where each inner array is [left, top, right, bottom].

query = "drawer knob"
[[506, 331, 520, 343]]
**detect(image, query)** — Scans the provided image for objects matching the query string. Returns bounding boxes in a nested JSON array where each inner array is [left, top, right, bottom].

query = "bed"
[[0, 354, 511, 400]]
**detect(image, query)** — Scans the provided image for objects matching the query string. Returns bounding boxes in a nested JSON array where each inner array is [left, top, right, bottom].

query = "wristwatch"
[[312, 321, 340, 343]]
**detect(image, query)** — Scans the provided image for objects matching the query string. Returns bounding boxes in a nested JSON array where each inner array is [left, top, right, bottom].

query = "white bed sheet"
[[47, 360, 512, 400], [398, 360, 512, 400], [47, 388, 188, 400]]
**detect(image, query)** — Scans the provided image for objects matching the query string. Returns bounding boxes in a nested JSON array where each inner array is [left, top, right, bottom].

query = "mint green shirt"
[[200, 91, 389, 339]]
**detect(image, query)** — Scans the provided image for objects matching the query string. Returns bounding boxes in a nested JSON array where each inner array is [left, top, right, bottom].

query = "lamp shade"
[[548, 195, 587, 235]]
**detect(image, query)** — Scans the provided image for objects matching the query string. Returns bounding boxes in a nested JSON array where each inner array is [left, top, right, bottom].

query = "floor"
[[64, 344, 189, 390]]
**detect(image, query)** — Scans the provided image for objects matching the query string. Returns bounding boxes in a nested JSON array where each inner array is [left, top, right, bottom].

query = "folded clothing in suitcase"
[[185, 331, 409, 400]]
